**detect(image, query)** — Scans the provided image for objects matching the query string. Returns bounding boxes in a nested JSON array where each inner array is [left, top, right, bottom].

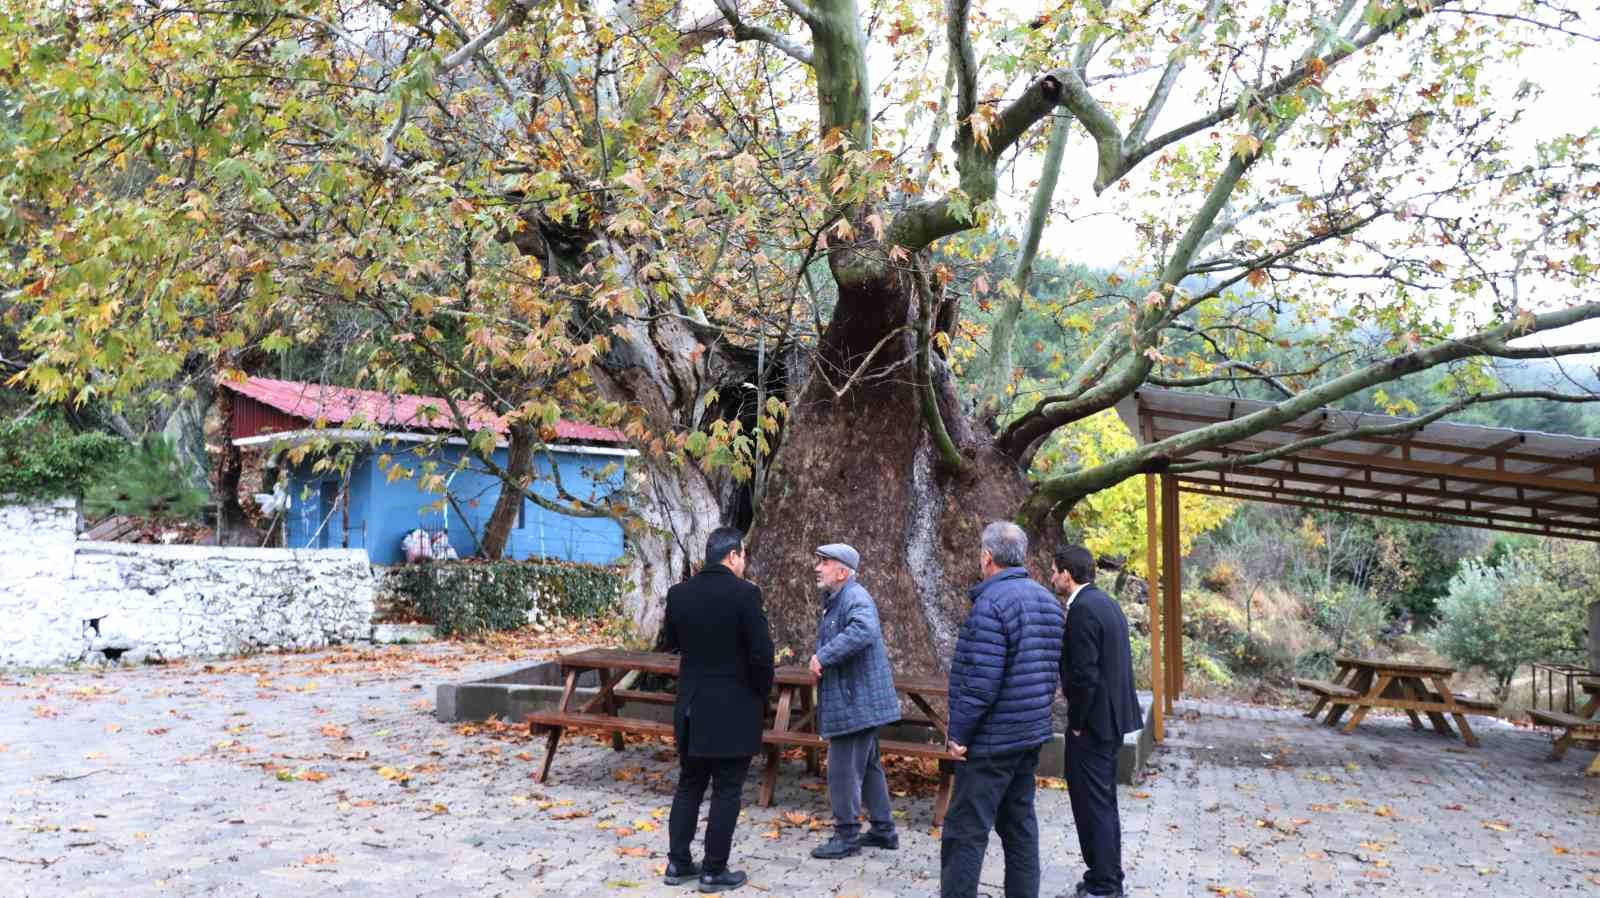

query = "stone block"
[[372, 623, 438, 644]]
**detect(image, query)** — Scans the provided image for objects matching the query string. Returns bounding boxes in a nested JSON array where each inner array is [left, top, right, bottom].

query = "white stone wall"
[[1, 500, 376, 668]]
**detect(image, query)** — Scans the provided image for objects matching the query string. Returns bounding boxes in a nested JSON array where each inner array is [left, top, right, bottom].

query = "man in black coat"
[[662, 526, 775, 893], [1054, 546, 1142, 898]]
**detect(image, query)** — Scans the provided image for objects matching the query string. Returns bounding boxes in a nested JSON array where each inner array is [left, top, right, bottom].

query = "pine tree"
[[84, 434, 208, 522]]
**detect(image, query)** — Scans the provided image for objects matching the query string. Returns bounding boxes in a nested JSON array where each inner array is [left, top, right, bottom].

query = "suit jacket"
[[663, 563, 776, 758], [1059, 583, 1142, 743]]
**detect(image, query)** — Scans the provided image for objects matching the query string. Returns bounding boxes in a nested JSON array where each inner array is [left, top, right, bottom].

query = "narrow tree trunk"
[[480, 422, 536, 559]]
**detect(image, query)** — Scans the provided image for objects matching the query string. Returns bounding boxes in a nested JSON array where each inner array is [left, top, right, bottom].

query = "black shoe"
[[663, 860, 700, 886], [1073, 884, 1124, 898], [857, 830, 898, 850], [698, 869, 747, 893], [810, 836, 862, 859]]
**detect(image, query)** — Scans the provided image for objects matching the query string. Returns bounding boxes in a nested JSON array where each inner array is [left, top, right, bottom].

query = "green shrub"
[[0, 413, 125, 501], [385, 559, 627, 637], [1431, 554, 1588, 696]]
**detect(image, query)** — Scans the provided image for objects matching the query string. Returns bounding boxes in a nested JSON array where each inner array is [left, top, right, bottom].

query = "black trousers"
[[667, 737, 752, 874], [939, 745, 1041, 898], [1065, 729, 1124, 896]]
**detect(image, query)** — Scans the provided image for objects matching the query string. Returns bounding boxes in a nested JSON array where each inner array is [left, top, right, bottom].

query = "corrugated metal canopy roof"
[[1115, 388, 1600, 542]]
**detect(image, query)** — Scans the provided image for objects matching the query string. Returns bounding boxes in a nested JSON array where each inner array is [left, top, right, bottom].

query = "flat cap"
[[814, 543, 860, 571]]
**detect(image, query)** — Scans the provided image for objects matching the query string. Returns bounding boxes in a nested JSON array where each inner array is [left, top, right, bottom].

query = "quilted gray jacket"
[[815, 577, 901, 738]]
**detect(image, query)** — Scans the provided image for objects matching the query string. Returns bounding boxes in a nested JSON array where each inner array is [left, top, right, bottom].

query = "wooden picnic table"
[[1528, 677, 1600, 776], [523, 648, 962, 824], [1294, 656, 1496, 747]]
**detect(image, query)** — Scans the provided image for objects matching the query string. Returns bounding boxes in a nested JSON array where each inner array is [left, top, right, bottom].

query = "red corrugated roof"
[[223, 376, 627, 444]]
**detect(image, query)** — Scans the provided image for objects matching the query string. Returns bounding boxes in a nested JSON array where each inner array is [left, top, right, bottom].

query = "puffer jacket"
[[815, 577, 901, 738], [947, 567, 1064, 757]]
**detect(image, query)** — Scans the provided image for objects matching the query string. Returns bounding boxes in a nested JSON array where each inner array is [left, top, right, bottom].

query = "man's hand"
[[808, 654, 822, 678], [1072, 730, 1082, 738], [946, 740, 967, 758]]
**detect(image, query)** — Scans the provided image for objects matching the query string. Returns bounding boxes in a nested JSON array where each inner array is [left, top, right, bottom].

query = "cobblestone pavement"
[[3, 645, 1598, 898]]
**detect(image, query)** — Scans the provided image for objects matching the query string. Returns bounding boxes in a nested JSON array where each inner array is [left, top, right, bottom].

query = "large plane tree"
[[5, 0, 1598, 670]]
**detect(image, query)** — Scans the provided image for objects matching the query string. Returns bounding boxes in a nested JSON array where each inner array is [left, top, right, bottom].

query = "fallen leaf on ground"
[[302, 854, 336, 865], [1483, 820, 1511, 832], [618, 846, 650, 858]]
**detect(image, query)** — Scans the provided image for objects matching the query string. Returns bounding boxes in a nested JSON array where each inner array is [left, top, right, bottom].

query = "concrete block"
[[372, 623, 438, 644]]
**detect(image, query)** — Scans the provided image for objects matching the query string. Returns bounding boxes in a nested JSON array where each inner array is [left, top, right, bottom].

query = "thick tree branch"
[[1111, 3, 1431, 188], [1148, 361, 1299, 398], [978, 112, 1069, 424], [705, 0, 814, 66], [1126, 0, 1222, 149]]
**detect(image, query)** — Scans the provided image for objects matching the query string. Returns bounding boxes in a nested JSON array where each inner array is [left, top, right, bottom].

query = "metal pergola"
[[1115, 388, 1600, 741]]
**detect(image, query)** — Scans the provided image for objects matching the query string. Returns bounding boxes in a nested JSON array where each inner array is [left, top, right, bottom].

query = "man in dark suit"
[[1054, 545, 1142, 898], [662, 526, 775, 893]]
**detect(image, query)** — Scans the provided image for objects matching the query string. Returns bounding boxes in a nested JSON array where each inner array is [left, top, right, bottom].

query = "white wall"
[[1, 499, 376, 668]]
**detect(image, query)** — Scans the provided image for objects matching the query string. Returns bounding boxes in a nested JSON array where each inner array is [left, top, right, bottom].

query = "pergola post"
[[1144, 474, 1165, 743], [1161, 474, 1183, 708]]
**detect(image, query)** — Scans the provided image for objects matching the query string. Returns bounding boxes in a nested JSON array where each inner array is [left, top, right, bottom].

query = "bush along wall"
[[381, 560, 626, 637]]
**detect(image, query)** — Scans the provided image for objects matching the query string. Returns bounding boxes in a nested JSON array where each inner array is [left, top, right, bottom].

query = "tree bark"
[[480, 422, 536, 559], [745, 263, 1047, 675]]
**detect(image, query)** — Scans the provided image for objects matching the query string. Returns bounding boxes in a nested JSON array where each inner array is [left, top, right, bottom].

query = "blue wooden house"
[[224, 377, 634, 566]]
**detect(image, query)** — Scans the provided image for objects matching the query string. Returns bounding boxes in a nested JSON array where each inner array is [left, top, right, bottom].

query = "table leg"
[[1430, 675, 1478, 747], [1393, 676, 1429, 731], [933, 760, 954, 828], [1550, 727, 1576, 760], [1342, 674, 1391, 734], [557, 668, 579, 713], [799, 685, 820, 775], [760, 686, 796, 808], [1326, 669, 1371, 727], [536, 726, 562, 783], [604, 672, 625, 751], [908, 691, 950, 744]]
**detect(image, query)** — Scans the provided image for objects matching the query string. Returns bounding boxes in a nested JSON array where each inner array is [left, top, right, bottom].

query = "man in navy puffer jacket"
[[941, 521, 1064, 898]]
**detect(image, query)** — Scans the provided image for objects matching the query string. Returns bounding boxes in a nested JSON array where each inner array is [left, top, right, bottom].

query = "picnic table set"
[[524, 649, 963, 824], [1295, 657, 1600, 774], [517, 647, 1599, 821]]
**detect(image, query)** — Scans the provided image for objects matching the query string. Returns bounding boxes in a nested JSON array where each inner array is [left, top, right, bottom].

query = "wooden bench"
[[533, 712, 962, 824], [1440, 695, 1500, 715], [1528, 708, 1600, 774], [523, 651, 965, 823], [1294, 677, 1359, 719]]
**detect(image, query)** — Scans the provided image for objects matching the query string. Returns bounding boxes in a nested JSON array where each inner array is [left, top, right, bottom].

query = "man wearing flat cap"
[[808, 543, 901, 860]]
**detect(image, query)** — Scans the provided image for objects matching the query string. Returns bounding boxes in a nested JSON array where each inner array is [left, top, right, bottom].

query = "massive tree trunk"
[[744, 259, 1042, 675]]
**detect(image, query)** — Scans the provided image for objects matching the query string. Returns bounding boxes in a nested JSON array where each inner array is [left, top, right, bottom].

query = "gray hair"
[[981, 521, 1029, 568]]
